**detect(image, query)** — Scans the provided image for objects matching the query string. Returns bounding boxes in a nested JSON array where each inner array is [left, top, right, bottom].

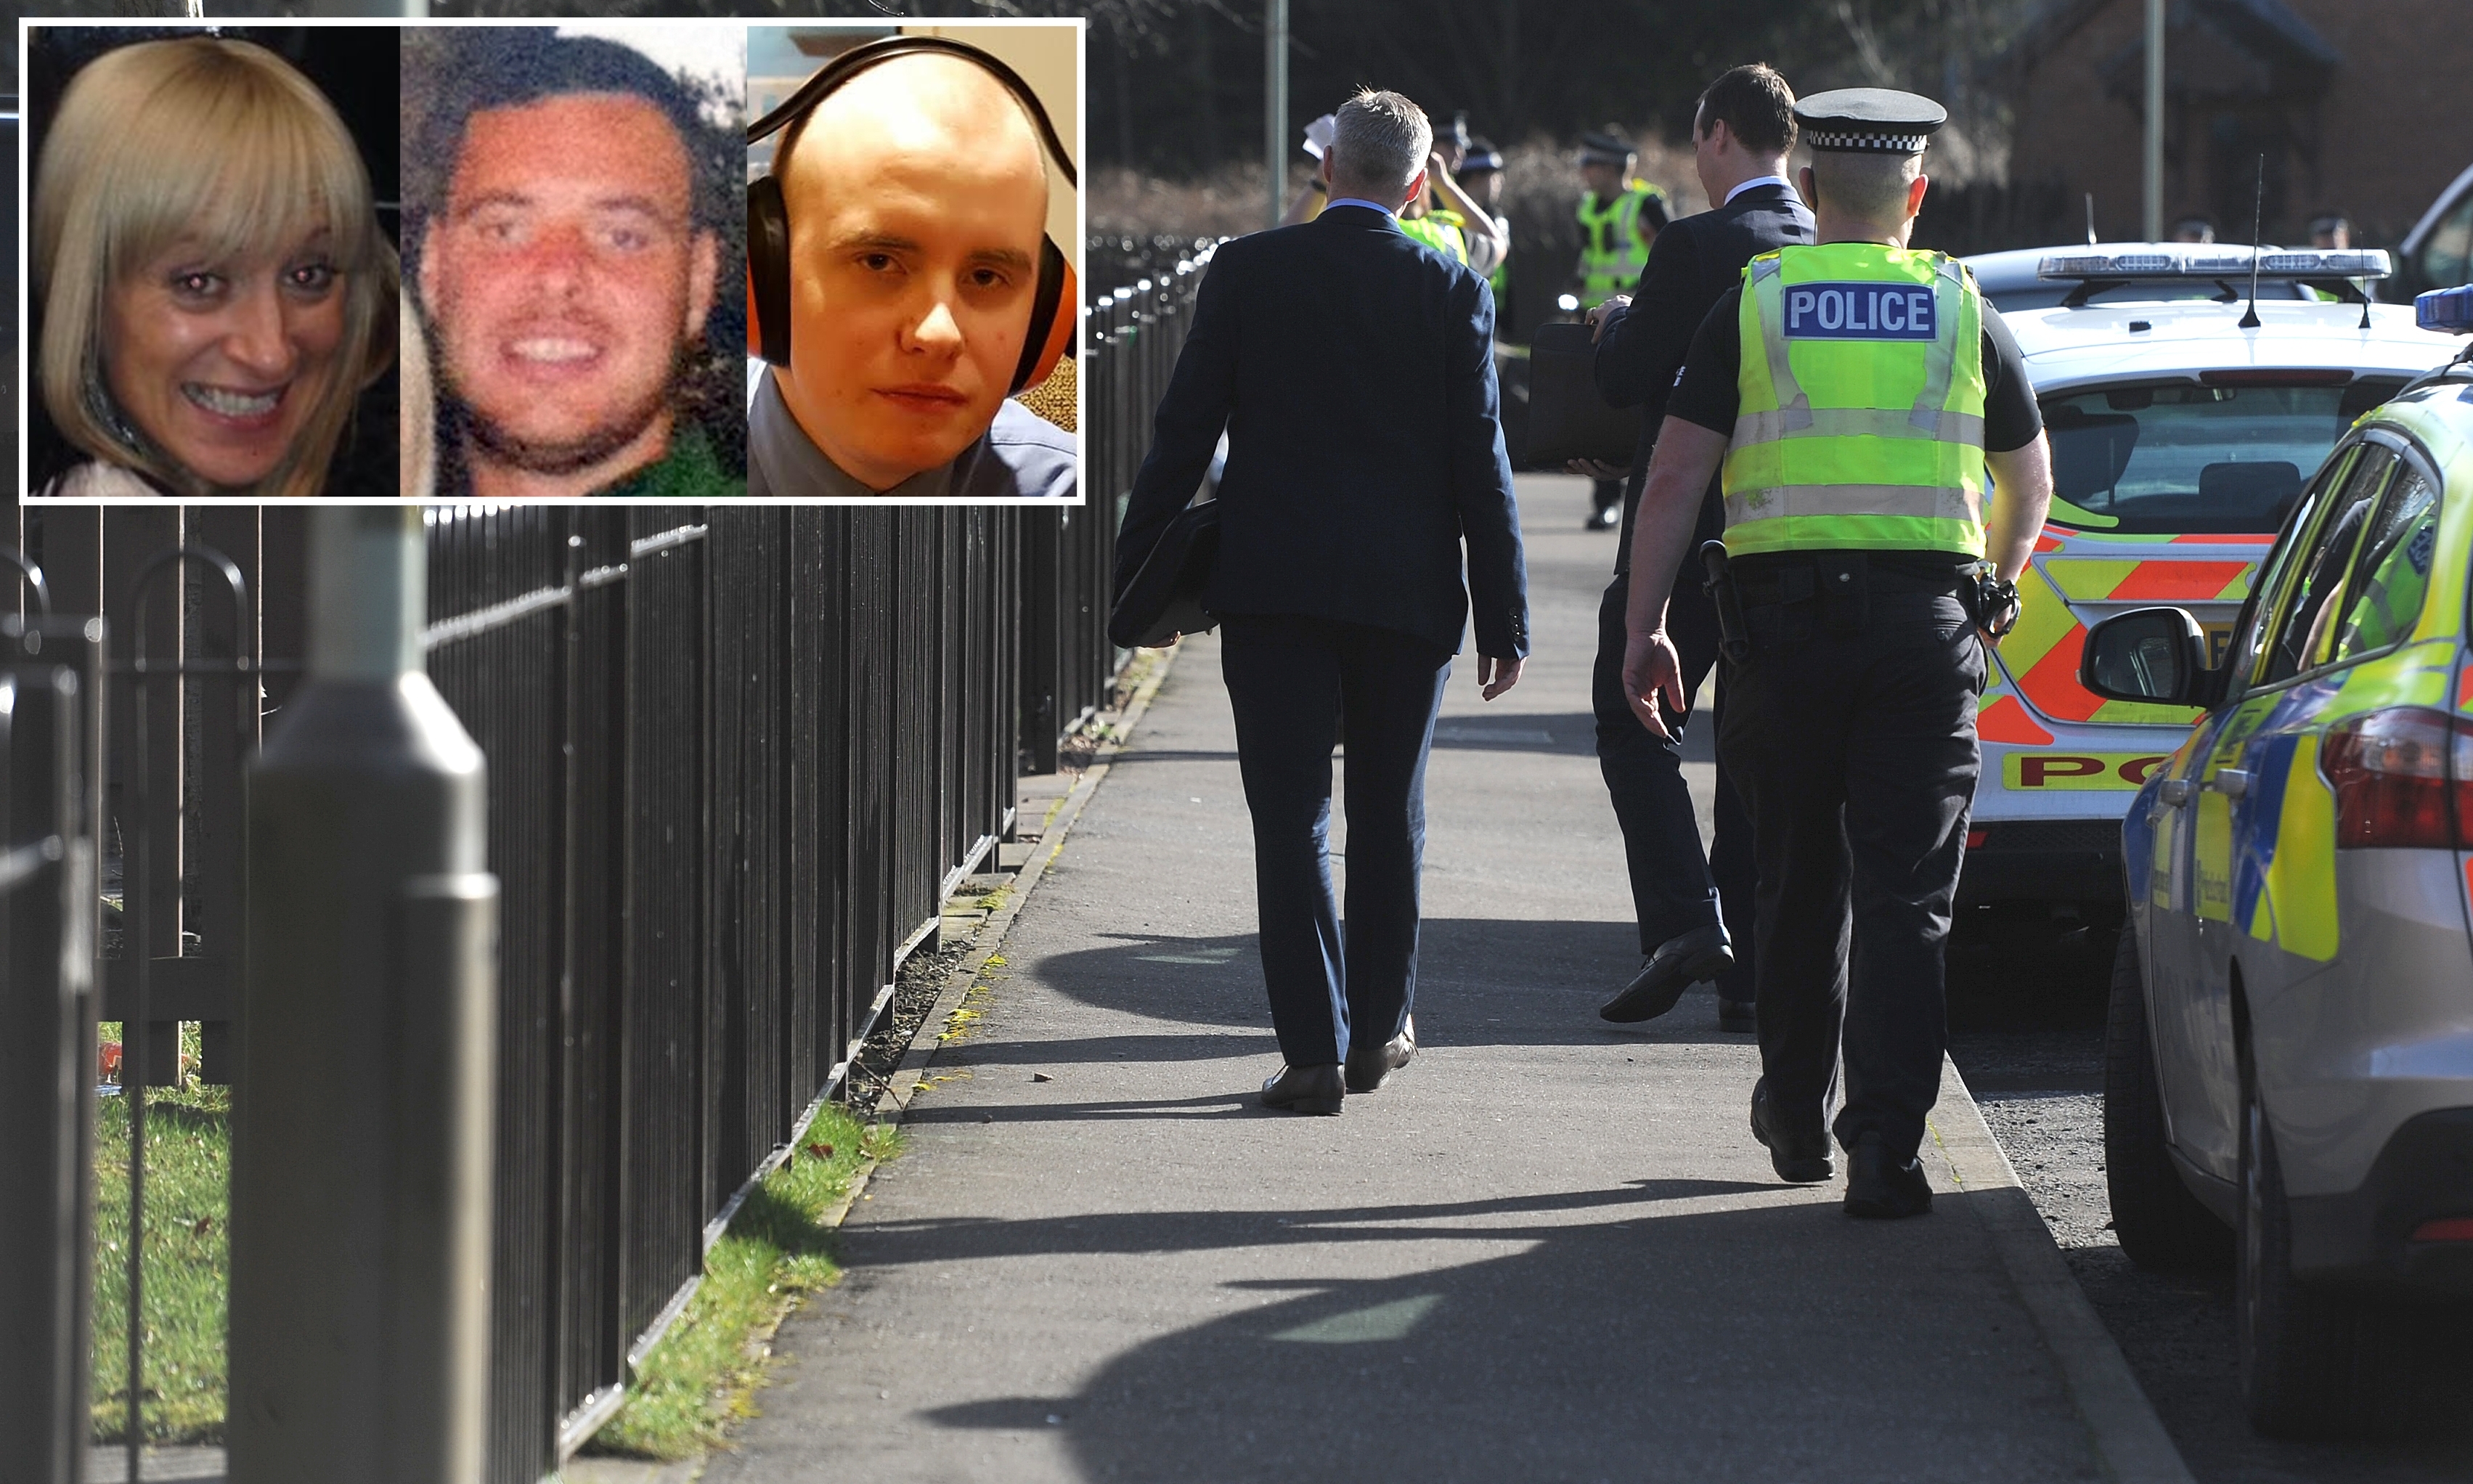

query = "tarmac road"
[[1944, 917, 2473, 1484]]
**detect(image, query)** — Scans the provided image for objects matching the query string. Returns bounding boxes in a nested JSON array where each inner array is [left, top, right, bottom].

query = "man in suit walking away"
[[1115, 89, 1531, 1115], [1579, 65, 1813, 1033]]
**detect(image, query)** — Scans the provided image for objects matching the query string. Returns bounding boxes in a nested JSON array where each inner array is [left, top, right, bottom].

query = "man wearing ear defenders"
[[746, 39, 1077, 499]]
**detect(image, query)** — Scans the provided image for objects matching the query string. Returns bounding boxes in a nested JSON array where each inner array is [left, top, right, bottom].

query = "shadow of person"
[[908, 1186, 2104, 1481], [1015, 918, 1735, 1058]]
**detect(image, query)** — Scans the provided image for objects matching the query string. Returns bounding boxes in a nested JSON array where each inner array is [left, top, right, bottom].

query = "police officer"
[[1400, 136, 1508, 273], [1573, 128, 1670, 527], [1456, 136, 1512, 303], [1617, 89, 2056, 1218]]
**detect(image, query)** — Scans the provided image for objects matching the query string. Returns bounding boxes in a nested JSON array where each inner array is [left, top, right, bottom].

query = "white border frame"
[[17, 15, 1090, 507]]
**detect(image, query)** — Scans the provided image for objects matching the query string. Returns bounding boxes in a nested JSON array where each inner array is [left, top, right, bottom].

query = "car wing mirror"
[[2079, 606, 2212, 708]]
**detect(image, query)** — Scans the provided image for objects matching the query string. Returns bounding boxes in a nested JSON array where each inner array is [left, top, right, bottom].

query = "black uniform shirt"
[[1663, 280, 2043, 574]]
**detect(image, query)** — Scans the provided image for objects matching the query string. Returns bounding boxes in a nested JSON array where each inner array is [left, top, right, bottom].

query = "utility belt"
[[1700, 545, 1986, 661]]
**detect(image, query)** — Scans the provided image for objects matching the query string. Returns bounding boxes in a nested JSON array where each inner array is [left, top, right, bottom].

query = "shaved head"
[[773, 52, 1054, 491], [778, 53, 1048, 219]]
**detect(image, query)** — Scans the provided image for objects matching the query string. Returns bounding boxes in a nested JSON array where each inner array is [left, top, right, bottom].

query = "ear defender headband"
[[747, 34, 1079, 394]]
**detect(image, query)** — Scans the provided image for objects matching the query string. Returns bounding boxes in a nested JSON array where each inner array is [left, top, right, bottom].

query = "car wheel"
[[2238, 1077, 2385, 1438], [2103, 926, 2230, 1269]]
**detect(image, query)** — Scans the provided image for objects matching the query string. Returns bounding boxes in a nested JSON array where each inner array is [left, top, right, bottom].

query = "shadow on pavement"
[[1425, 709, 1597, 756], [904, 1188, 2099, 1483], [1025, 918, 1699, 1054], [838, 1179, 1775, 1268]]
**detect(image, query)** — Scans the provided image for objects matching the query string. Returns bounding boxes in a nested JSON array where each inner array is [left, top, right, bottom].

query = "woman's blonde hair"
[[33, 36, 399, 498]]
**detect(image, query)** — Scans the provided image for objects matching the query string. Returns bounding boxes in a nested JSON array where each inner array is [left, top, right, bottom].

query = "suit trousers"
[[1221, 614, 1454, 1067], [1592, 570, 1756, 995], [1717, 590, 1984, 1161]]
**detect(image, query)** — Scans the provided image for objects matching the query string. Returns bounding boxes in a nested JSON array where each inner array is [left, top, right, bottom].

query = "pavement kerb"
[[1929, 1056, 2198, 1484], [559, 648, 1183, 1484], [815, 642, 1183, 1225]]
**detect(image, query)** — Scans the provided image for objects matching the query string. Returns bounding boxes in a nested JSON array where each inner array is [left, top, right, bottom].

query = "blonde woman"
[[32, 36, 398, 498]]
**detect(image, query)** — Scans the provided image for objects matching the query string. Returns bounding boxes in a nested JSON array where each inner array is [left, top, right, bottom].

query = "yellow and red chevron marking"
[[1976, 693, 2054, 745], [2042, 558, 2252, 603], [1998, 537, 2265, 727]]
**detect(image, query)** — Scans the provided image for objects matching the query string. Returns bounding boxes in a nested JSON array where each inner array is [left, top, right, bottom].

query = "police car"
[[1958, 244, 2458, 921], [2080, 284, 2473, 1436]]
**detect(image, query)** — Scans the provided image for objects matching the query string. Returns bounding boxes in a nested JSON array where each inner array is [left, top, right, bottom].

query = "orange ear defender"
[[746, 34, 1078, 394]]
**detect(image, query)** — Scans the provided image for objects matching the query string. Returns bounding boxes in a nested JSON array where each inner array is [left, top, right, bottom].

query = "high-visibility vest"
[[1722, 241, 1990, 558], [1400, 208, 1470, 265], [1575, 184, 1661, 306]]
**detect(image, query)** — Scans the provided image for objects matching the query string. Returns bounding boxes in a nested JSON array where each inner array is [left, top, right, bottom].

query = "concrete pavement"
[[704, 474, 2178, 1483]]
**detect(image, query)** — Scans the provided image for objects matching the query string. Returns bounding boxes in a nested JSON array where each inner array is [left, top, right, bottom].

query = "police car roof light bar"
[[2418, 285, 2473, 336], [2035, 247, 2393, 282]]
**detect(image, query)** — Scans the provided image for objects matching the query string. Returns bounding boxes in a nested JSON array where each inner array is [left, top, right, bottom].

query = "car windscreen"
[[2037, 378, 2404, 534]]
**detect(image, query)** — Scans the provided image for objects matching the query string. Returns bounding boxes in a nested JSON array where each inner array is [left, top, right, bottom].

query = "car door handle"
[[2158, 779, 2193, 807], [2208, 769, 2251, 799]]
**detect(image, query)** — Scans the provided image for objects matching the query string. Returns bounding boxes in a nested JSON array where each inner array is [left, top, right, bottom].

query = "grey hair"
[[1328, 88, 1431, 203]]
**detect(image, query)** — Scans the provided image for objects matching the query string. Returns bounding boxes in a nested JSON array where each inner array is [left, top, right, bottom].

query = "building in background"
[[2008, 0, 2473, 248]]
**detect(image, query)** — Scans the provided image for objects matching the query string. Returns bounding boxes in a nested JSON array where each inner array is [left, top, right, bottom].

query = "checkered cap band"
[[1807, 129, 1928, 153]]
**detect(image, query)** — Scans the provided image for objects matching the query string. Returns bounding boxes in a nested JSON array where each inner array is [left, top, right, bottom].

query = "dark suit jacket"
[[1113, 205, 1530, 660], [1592, 182, 1814, 571]]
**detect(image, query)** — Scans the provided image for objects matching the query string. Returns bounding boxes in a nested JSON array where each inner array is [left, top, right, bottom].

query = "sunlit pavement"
[[705, 475, 2124, 1483]]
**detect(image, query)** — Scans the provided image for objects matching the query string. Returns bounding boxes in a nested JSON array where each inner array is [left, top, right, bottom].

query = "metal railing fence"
[[0, 600, 105, 1484], [3, 243, 1216, 1483]]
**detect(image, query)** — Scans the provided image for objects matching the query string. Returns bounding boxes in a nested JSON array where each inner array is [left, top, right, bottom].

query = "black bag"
[[1107, 498, 1220, 648], [1518, 320, 1643, 470]]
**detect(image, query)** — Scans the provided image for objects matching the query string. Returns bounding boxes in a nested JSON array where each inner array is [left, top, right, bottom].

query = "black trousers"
[[1221, 614, 1453, 1068], [1717, 589, 1984, 1160], [1592, 570, 1756, 996]]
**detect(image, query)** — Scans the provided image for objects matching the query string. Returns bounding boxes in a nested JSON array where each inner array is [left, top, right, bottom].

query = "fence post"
[[0, 611, 105, 1484], [229, 507, 497, 1484]]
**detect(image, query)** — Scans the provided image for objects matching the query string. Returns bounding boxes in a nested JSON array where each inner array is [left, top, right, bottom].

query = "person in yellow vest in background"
[[1457, 136, 1512, 310], [1618, 89, 2056, 1220], [1573, 128, 1669, 527], [1282, 107, 1507, 285]]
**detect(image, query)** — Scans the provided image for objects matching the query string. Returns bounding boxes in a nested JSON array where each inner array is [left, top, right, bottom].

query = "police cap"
[[1792, 88, 1947, 155], [1462, 137, 1504, 174], [1578, 128, 1634, 165]]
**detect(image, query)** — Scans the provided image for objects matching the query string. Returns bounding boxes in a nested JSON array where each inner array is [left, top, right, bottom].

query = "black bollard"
[[229, 507, 497, 1484]]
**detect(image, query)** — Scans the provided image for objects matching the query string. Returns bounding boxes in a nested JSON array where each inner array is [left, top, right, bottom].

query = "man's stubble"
[[444, 351, 685, 479]]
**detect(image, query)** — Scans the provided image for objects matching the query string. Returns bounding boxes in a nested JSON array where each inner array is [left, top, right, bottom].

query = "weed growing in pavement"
[[89, 1022, 229, 1445], [588, 1111, 905, 1460]]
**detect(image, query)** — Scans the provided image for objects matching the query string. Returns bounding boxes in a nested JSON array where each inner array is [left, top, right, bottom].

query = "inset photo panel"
[[404, 22, 747, 501], [23, 23, 403, 501], [746, 18, 1082, 501]]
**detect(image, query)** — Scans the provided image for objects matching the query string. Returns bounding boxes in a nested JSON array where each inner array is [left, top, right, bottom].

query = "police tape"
[[1998, 751, 2170, 790]]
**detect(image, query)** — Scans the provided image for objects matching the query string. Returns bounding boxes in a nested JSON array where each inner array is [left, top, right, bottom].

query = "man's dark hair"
[[412, 28, 725, 233], [1695, 63, 1796, 157]]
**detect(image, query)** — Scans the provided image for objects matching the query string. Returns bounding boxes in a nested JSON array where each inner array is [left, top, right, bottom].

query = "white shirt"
[[1724, 175, 1796, 206]]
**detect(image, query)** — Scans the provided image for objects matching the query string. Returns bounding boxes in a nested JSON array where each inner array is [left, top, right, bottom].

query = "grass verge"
[[91, 1022, 230, 1445], [585, 1108, 901, 1461]]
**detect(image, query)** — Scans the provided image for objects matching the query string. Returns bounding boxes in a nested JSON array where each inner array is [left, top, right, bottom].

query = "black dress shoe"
[[1260, 1063, 1344, 1114], [1716, 997, 1757, 1032], [1844, 1131, 1933, 1218], [1345, 1015, 1415, 1094], [1749, 1078, 1833, 1183], [1599, 925, 1732, 1023]]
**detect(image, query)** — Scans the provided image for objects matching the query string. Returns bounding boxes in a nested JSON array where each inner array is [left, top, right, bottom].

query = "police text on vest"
[[1782, 282, 1938, 341]]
